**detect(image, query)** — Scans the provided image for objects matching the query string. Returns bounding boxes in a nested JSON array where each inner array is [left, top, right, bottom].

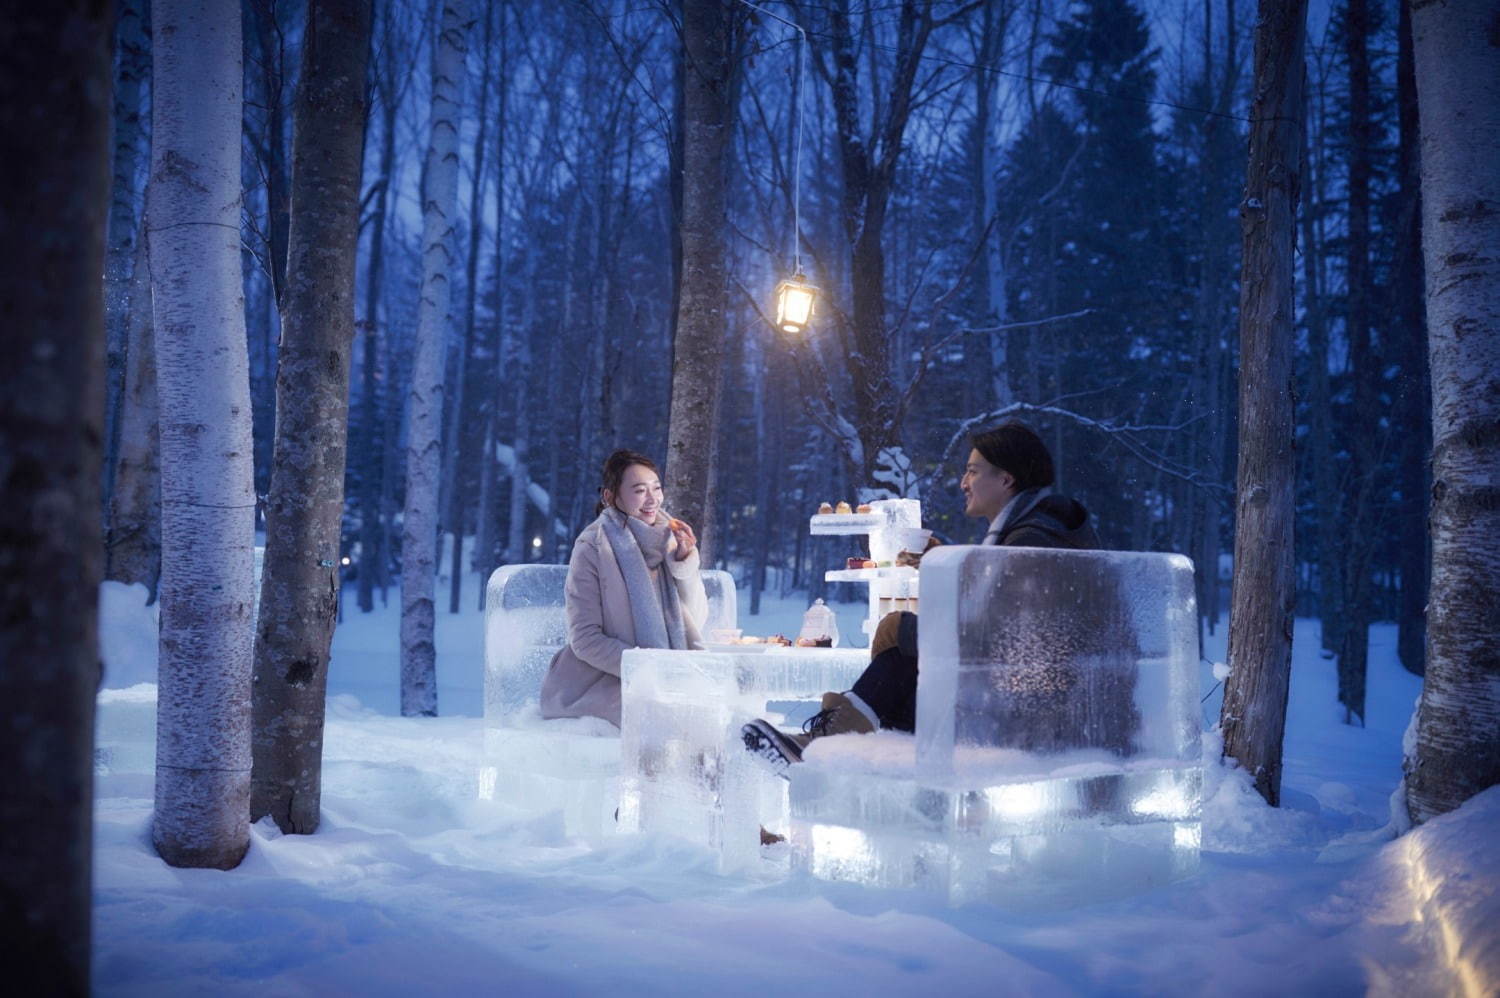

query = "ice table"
[[479, 563, 738, 840], [617, 645, 869, 869], [789, 545, 1202, 907]]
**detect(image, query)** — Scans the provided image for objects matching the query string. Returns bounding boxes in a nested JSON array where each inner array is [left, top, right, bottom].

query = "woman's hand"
[[668, 517, 697, 560]]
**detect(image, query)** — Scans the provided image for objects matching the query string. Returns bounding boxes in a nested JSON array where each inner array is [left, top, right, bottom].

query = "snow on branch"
[[962, 308, 1096, 336]]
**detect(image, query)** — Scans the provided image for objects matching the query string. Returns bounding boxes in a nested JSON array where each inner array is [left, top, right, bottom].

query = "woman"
[[540, 450, 707, 726]]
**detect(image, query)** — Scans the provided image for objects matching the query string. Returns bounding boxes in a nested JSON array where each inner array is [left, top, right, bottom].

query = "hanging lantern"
[[775, 275, 818, 335]]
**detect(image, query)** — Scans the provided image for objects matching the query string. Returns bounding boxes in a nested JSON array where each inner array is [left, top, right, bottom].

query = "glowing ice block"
[[915, 546, 1200, 781], [791, 545, 1202, 905]]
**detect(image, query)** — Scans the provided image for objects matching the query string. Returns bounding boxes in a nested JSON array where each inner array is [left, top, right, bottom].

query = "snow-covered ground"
[[93, 581, 1499, 996]]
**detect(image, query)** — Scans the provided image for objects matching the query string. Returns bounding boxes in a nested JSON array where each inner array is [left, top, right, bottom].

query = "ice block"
[[483, 563, 738, 719], [915, 546, 1200, 781], [790, 545, 1202, 906], [479, 563, 738, 840], [618, 646, 869, 869]]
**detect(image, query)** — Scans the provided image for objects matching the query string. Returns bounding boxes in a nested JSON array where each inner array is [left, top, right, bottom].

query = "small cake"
[[818, 502, 833, 515], [794, 637, 819, 647], [766, 634, 792, 646], [835, 501, 852, 514], [861, 559, 878, 569], [855, 503, 872, 514], [846, 556, 865, 569]]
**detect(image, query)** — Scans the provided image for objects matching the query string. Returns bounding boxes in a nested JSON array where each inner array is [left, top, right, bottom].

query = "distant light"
[[340, 556, 351, 566], [531, 536, 542, 550]]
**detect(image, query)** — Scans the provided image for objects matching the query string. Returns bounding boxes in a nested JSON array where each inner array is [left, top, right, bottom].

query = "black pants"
[[850, 646, 920, 733]]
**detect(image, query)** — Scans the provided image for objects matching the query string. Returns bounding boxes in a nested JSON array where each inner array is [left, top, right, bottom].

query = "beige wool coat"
[[539, 512, 707, 726]]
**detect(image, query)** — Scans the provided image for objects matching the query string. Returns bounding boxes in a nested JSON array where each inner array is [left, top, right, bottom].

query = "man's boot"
[[741, 691, 875, 778]]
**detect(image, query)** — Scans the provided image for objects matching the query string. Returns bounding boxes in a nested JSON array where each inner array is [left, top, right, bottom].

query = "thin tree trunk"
[[106, 215, 162, 597], [251, 0, 372, 834], [357, 27, 400, 615], [1404, 0, 1500, 825], [1392, 0, 1428, 678], [443, 2, 493, 615], [103, 0, 151, 520], [969, 1, 1013, 410], [0, 4, 109, 988], [1337, 0, 1374, 724], [1301, 74, 1343, 657], [665, 0, 732, 562], [1220, 0, 1306, 808], [149, 0, 257, 869], [401, 0, 471, 717], [476, 13, 510, 604], [543, 333, 563, 564]]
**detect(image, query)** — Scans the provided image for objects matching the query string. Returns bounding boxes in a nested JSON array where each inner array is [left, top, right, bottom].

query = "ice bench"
[[479, 563, 738, 839], [788, 545, 1202, 907]]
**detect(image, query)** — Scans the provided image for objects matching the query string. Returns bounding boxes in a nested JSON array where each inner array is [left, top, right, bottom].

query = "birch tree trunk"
[[0, 4, 110, 987], [1219, 0, 1306, 808], [401, 0, 471, 717], [1404, 0, 1500, 825], [665, 0, 732, 562], [149, 0, 257, 870], [105, 219, 162, 597], [251, 0, 372, 834]]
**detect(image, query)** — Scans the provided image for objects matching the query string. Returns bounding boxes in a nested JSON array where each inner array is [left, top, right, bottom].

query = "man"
[[741, 421, 1098, 775]]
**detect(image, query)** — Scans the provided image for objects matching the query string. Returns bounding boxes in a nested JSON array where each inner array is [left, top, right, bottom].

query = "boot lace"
[[802, 707, 838, 737]]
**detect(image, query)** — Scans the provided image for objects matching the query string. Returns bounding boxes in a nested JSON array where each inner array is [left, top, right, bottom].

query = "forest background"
[[99, 0, 1427, 730]]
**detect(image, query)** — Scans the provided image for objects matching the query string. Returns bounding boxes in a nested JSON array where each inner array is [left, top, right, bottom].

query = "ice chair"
[[479, 563, 738, 840], [789, 545, 1202, 907]]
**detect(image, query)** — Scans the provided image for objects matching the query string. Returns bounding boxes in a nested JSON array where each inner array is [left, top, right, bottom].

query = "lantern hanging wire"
[[738, 0, 806, 277]]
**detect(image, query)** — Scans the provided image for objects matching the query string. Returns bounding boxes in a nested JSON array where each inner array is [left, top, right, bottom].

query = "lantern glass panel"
[[777, 283, 815, 333]]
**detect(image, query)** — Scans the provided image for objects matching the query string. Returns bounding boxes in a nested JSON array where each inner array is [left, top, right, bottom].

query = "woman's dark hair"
[[971, 421, 1055, 492], [598, 449, 660, 514]]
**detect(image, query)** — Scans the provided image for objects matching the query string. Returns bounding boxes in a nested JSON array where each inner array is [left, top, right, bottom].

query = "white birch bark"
[[148, 0, 256, 869], [401, 0, 471, 716], [1404, 0, 1500, 824]]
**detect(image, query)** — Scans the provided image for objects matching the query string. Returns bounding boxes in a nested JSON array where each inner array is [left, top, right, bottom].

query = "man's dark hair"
[[972, 422, 1055, 492]]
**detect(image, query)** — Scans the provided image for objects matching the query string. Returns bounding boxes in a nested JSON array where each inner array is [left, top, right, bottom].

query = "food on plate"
[[855, 503, 872, 514], [794, 636, 834, 648], [835, 501, 853, 514], [817, 502, 833, 515], [846, 556, 866, 569], [765, 634, 792, 646], [862, 559, 878, 569]]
